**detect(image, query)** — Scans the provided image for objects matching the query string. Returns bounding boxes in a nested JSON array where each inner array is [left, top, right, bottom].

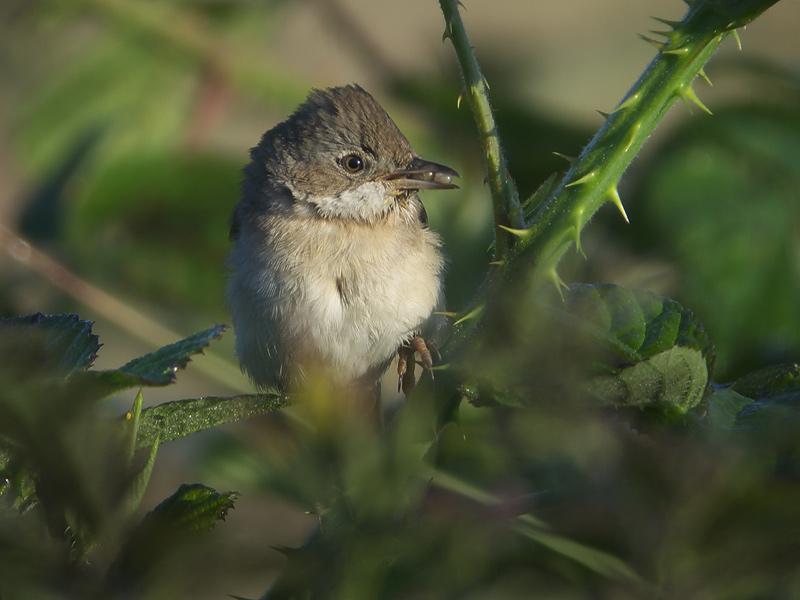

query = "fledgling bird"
[[226, 85, 458, 392]]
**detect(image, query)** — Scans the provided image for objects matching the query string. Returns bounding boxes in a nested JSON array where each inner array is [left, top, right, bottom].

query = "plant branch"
[[506, 0, 781, 289], [438, 0, 524, 259]]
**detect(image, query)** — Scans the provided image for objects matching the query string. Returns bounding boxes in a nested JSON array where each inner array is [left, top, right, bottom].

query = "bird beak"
[[385, 157, 460, 190]]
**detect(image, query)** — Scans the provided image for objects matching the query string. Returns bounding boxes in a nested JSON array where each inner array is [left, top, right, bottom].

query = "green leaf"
[[112, 324, 226, 386], [71, 325, 226, 399], [558, 284, 714, 412], [562, 284, 714, 365], [735, 392, 800, 435], [136, 392, 288, 447], [0, 313, 100, 374], [731, 363, 800, 400], [146, 483, 237, 532], [633, 104, 800, 377], [589, 347, 709, 413], [109, 484, 237, 588], [123, 434, 160, 516], [707, 387, 754, 429]]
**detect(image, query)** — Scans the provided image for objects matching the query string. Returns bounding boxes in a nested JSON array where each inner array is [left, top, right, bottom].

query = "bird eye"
[[340, 153, 365, 173]]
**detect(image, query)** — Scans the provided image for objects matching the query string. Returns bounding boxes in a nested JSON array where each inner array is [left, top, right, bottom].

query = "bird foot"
[[397, 335, 436, 395]]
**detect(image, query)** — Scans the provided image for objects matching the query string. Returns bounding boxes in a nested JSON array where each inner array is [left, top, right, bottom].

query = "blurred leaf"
[[552, 284, 714, 413], [136, 392, 288, 447], [633, 104, 800, 377], [109, 484, 237, 590], [735, 392, 800, 433], [560, 284, 714, 366], [707, 387, 754, 429], [63, 151, 241, 313], [731, 363, 800, 399], [0, 313, 100, 374], [589, 346, 708, 413], [123, 434, 160, 516], [13, 35, 193, 176]]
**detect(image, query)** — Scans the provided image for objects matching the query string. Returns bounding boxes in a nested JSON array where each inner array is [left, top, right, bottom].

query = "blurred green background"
[[1, 1, 799, 597]]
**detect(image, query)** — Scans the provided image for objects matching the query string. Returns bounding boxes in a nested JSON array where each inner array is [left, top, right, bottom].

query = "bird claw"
[[397, 335, 436, 395]]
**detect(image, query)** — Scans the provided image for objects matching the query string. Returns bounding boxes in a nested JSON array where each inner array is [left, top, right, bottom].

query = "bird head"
[[248, 85, 459, 223]]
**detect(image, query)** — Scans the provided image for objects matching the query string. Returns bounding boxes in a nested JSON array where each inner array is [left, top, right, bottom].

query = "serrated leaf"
[[731, 363, 800, 400], [589, 346, 708, 412], [70, 325, 226, 399], [557, 285, 714, 413], [0, 313, 100, 374], [148, 484, 237, 532], [109, 484, 237, 588], [112, 324, 226, 386], [561, 284, 714, 367], [136, 392, 288, 448]]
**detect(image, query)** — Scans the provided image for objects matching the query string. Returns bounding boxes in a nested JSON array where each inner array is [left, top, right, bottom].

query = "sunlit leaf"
[[136, 392, 288, 447]]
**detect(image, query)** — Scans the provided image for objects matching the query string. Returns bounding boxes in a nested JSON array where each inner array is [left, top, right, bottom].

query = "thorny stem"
[[438, 0, 524, 260], [506, 0, 781, 290]]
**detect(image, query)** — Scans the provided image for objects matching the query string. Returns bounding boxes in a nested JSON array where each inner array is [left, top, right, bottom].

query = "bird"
[[226, 84, 458, 394]]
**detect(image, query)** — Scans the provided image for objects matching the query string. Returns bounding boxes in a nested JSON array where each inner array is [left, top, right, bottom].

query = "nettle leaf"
[[706, 387, 754, 429], [0, 313, 100, 374], [108, 324, 226, 387], [143, 483, 237, 533], [109, 484, 237, 588], [136, 392, 288, 448], [558, 284, 714, 413], [703, 363, 800, 435], [731, 363, 800, 400], [73, 325, 226, 399]]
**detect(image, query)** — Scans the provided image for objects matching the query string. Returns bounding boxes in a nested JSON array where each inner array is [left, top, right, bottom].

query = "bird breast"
[[228, 209, 444, 385]]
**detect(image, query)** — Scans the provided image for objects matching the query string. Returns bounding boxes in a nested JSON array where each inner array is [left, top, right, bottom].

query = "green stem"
[[438, 0, 524, 259], [508, 0, 780, 287]]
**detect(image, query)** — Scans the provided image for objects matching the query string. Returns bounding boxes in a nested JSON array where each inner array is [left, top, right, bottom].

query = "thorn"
[[608, 187, 630, 224], [454, 304, 484, 326], [697, 68, 713, 87], [573, 208, 586, 258], [679, 84, 713, 115], [596, 110, 611, 119], [552, 151, 575, 164], [488, 260, 505, 267], [662, 46, 690, 56], [457, 0, 467, 10], [649, 29, 673, 39], [623, 122, 641, 153], [614, 92, 640, 113], [565, 171, 596, 188], [433, 310, 458, 318], [639, 34, 664, 50], [482, 75, 491, 91], [731, 29, 742, 51], [456, 93, 463, 109], [441, 22, 452, 43], [651, 16, 680, 29], [497, 224, 534, 239], [549, 269, 568, 301]]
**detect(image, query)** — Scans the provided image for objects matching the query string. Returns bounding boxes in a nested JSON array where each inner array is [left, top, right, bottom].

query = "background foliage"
[[1, 1, 799, 598]]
